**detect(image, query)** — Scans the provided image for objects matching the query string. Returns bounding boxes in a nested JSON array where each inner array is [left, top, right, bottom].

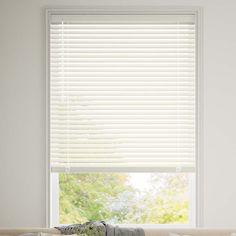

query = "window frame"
[[45, 7, 203, 228], [51, 172, 196, 227]]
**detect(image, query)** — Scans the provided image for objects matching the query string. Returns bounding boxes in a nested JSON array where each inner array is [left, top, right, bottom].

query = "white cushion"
[[169, 233, 192, 236]]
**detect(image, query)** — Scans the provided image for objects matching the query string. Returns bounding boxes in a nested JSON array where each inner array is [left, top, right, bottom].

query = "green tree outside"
[[59, 173, 189, 224]]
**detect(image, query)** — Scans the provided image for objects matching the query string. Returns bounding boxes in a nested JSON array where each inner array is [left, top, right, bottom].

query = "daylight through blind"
[[49, 14, 196, 172]]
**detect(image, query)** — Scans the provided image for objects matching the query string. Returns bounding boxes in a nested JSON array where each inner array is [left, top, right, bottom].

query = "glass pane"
[[59, 173, 194, 224]]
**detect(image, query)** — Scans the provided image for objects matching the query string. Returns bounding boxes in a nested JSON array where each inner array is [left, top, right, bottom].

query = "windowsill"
[[53, 224, 195, 229], [118, 224, 195, 228]]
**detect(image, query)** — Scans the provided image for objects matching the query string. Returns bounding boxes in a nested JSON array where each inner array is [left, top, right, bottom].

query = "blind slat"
[[49, 14, 196, 173]]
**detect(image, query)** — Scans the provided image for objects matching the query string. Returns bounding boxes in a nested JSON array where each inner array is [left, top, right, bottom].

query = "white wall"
[[1, 0, 236, 228]]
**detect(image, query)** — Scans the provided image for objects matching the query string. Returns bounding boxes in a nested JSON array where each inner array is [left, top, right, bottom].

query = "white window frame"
[[50, 172, 196, 228], [46, 7, 203, 228]]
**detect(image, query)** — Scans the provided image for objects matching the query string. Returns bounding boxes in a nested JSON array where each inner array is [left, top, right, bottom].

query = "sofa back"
[[145, 229, 236, 236], [0, 228, 235, 236]]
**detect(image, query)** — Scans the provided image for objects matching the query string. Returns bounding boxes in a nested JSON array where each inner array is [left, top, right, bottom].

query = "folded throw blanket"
[[55, 222, 106, 236], [106, 224, 145, 236], [55, 221, 145, 236]]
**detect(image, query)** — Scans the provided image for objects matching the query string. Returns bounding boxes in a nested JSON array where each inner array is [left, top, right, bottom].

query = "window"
[[48, 9, 199, 227]]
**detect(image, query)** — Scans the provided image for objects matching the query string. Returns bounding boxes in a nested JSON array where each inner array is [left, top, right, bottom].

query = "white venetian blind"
[[49, 14, 196, 172]]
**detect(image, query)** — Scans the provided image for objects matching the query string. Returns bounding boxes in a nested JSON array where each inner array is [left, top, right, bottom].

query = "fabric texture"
[[55, 222, 106, 236], [55, 222, 145, 236], [1, 228, 236, 236], [169, 234, 192, 236], [18, 233, 74, 236], [18, 234, 39, 236], [18, 233, 69, 236], [106, 224, 145, 236]]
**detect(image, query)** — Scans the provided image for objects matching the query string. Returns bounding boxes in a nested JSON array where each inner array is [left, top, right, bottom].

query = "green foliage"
[[59, 173, 189, 224]]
